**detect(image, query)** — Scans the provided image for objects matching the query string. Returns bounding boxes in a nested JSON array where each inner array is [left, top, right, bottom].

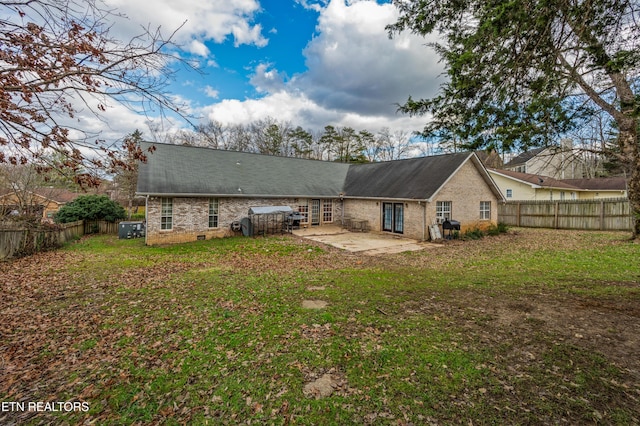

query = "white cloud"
[[104, 0, 268, 54], [188, 40, 210, 57], [204, 86, 220, 99], [297, 0, 442, 115], [295, 0, 328, 12], [202, 91, 327, 127], [195, 0, 442, 135], [249, 63, 287, 94]]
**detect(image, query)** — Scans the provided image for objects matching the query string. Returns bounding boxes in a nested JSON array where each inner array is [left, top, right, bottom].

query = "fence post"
[[554, 202, 559, 229], [516, 202, 521, 227], [600, 200, 605, 230]]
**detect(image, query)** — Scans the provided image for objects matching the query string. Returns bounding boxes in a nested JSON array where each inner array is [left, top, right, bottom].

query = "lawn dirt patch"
[[404, 288, 640, 378]]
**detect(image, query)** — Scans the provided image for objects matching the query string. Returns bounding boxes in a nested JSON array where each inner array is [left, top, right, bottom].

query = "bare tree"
[[112, 130, 143, 219], [195, 120, 229, 149], [0, 0, 191, 186], [0, 160, 76, 217], [371, 128, 413, 162]]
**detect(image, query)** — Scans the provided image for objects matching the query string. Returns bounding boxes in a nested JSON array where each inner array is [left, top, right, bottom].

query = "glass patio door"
[[311, 199, 321, 225], [382, 202, 403, 234]]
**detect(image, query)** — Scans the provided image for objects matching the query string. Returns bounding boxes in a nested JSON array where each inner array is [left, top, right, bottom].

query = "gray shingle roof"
[[489, 168, 580, 189], [561, 178, 628, 191], [137, 143, 492, 201], [504, 147, 546, 167], [343, 152, 473, 199], [137, 142, 349, 197]]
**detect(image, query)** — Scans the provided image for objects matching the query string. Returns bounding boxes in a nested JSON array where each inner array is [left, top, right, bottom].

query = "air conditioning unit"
[[436, 216, 445, 224], [118, 221, 145, 239]]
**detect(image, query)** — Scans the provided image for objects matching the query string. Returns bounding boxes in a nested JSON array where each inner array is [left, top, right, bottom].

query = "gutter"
[[137, 192, 430, 204], [136, 193, 345, 199], [342, 195, 429, 203]]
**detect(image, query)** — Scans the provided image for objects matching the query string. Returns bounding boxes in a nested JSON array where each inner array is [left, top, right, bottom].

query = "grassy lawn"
[[1, 228, 639, 425]]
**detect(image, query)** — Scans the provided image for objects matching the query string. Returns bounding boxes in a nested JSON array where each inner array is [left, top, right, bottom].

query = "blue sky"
[[199, 0, 318, 99], [193, 0, 321, 101], [95, 0, 444, 140]]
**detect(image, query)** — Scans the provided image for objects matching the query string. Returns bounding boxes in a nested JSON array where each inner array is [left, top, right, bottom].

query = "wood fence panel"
[[0, 230, 24, 259], [602, 200, 632, 230], [84, 220, 118, 234], [0, 220, 85, 260], [498, 199, 631, 231], [0, 220, 92, 260], [518, 203, 556, 228], [61, 220, 85, 243], [499, 203, 519, 226], [557, 202, 599, 230]]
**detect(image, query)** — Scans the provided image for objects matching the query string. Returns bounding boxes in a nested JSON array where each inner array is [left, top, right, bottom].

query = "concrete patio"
[[292, 225, 441, 255]]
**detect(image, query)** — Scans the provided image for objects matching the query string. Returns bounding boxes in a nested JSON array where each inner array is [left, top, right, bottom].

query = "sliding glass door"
[[382, 202, 403, 234]]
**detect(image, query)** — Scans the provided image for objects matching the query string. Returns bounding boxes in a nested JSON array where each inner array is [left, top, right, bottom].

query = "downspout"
[[144, 195, 149, 246], [420, 200, 427, 241]]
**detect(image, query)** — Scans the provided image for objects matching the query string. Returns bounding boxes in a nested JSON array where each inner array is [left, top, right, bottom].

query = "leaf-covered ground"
[[1, 228, 639, 425]]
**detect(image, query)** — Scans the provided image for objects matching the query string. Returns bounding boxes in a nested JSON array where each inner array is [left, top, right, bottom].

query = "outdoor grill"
[[442, 219, 460, 239], [286, 212, 304, 229]]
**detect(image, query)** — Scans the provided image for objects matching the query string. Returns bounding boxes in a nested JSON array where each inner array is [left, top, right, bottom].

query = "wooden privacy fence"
[[0, 220, 84, 260], [1, 219, 119, 260], [498, 198, 632, 231], [84, 220, 119, 234]]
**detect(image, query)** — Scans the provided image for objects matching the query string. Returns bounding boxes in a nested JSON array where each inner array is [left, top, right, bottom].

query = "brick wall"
[[343, 199, 427, 240], [428, 160, 498, 231], [343, 160, 499, 240], [145, 196, 341, 245]]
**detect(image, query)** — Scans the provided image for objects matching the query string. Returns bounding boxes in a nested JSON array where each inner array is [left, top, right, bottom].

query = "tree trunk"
[[628, 150, 640, 239], [619, 123, 640, 239]]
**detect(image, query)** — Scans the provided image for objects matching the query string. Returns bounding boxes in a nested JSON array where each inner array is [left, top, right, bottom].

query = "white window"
[[436, 201, 452, 220], [506, 189, 513, 198], [297, 200, 309, 224], [322, 199, 333, 223], [480, 201, 491, 220], [208, 198, 219, 228], [161, 198, 173, 230]]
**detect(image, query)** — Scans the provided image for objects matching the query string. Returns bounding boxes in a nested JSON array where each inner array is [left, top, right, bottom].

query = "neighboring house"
[[503, 141, 587, 179], [561, 178, 628, 200], [136, 142, 504, 245], [475, 150, 504, 169], [0, 187, 81, 219], [488, 169, 628, 201]]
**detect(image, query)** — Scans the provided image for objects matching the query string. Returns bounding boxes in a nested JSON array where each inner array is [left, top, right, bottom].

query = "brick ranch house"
[[136, 142, 504, 245]]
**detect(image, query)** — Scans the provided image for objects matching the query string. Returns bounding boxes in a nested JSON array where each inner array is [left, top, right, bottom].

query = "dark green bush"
[[54, 195, 126, 224]]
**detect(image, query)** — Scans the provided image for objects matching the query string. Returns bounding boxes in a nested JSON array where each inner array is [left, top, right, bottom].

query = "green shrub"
[[486, 222, 509, 236], [129, 212, 146, 221], [55, 195, 126, 224], [462, 227, 485, 240]]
